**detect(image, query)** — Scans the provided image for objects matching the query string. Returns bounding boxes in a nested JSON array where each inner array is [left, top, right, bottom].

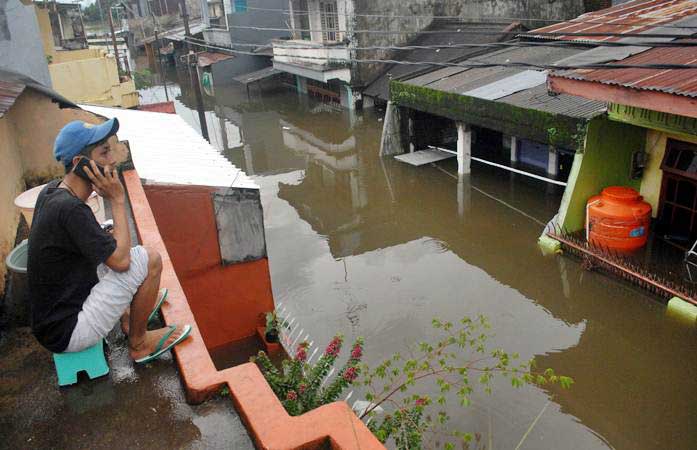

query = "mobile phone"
[[74, 157, 107, 182]]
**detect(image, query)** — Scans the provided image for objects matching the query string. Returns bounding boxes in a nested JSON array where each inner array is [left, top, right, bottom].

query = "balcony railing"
[[271, 39, 349, 69]]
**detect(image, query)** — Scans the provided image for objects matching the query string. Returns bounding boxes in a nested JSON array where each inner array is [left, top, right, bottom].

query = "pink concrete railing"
[[123, 170, 384, 450]]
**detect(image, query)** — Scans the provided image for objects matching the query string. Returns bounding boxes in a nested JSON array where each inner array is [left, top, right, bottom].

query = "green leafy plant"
[[264, 311, 289, 343], [253, 334, 364, 416], [360, 316, 573, 449], [253, 316, 572, 449], [133, 68, 154, 90]]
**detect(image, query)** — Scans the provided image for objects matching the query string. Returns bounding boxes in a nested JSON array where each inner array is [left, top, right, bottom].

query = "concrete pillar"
[[296, 75, 308, 94], [408, 116, 415, 153], [510, 137, 518, 163], [340, 84, 355, 110], [457, 174, 471, 219], [243, 143, 255, 175], [548, 146, 558, 177], [456, 122, 472, 175], [379, 101, 408, 156]]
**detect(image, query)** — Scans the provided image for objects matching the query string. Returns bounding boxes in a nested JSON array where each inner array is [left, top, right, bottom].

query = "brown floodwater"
[[141, 78, 697, 449]]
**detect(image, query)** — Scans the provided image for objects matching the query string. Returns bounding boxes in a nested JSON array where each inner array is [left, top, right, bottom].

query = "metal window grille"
[[658, 139, 697, 246], [319, 1, 339, 42]]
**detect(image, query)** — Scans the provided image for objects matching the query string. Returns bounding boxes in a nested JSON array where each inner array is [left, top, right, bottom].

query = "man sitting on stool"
[[27, 119, 190, 364]]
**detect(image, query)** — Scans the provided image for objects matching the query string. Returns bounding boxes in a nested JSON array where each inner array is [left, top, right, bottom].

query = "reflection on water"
[[149, 75, 697, 449]]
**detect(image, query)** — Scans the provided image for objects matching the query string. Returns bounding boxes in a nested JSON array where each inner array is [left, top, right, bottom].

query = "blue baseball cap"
[[53, 118, 120, 168]]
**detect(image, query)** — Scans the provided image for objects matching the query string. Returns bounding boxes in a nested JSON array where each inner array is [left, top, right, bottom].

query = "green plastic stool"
[[53, 339, 109, 386]]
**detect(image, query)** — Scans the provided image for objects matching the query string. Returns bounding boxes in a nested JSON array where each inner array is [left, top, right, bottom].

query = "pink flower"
[[298, 384, 307, 395], [324, 336, 343, 357], [286, 390, 298, 401], [342, 366, 358, 382], [415, 398, 426, 407], [295, 341, 309, 362], [350, 344, 362, 360]]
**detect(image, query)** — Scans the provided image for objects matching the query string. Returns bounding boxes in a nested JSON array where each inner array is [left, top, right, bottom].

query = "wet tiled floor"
[[0, 327, 254, 450]]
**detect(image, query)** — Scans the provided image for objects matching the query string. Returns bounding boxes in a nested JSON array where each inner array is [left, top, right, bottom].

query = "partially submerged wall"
[[556, 118, 645, 232]]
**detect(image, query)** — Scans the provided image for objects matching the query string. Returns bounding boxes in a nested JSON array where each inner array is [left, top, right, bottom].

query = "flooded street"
[[143, 77, 697, 449]]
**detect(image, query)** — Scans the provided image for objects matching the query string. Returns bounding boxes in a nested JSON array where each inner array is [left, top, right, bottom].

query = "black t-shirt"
[[27, 180, 116, 353]]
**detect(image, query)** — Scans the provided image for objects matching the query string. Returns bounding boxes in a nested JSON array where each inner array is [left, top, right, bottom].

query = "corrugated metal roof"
[[538, 0, 697, 100], [0, 80, 26, 118], [402, 45, 606, 118], [530, 0, 697, 42], [553, 41, 697, 97], [197, 51, 234, 67], [363, 20, 522, 101], [463, 70, 547, 100], [233, 66, 281, 84], [500, 84, 607, 118], [0, 69, 75, 118], [79, 104, 257, 189]]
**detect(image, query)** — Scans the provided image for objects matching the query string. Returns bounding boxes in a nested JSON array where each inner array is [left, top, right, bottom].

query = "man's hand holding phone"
[[83, 159, 125, 204]]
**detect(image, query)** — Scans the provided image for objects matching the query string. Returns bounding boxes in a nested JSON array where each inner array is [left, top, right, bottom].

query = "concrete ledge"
[[122, 169, 384, 449]]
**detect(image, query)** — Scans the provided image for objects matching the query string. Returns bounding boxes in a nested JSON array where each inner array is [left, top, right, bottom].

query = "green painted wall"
[[557, 117, 646, 232], [390, 81, 589, 149], [608, 103, 697, 139]]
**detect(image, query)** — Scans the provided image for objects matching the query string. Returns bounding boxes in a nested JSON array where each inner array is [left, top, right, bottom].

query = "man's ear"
[[71, 155, 83, 171]]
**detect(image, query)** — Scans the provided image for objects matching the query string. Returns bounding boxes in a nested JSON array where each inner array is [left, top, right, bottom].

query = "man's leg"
[[128, 246, 187, 360]]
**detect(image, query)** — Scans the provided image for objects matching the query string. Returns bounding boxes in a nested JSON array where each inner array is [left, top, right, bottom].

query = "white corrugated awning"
[[79, 104, 257, 190], [462, 70, 548, 100]]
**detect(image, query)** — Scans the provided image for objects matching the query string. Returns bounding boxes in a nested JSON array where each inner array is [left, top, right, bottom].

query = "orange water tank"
[[586, 186, 652, 252]]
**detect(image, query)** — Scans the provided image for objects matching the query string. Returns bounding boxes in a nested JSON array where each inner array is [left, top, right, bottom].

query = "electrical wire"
[[183, 37, 697, 70], [239, 4, 697, 30], [184, 34, 697, 52], [223, 23, 697, 39]]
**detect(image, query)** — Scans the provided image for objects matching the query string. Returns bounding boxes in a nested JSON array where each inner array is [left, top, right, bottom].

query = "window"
[[658, 139, 697, 246], [208, 0, 226, 27], [319, 1, 339, 42]]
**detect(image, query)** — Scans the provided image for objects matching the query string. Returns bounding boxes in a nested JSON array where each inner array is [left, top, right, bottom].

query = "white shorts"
[[65, 246, 149, 352]]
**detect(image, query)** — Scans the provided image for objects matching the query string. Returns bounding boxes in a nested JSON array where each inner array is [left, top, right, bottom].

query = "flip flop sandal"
[[134, 324, 192, 364], [147, 288, 169, 324]]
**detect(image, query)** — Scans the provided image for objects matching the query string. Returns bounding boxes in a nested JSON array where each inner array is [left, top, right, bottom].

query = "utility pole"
[[153, 29, 170, 101], [180, 0, 209, 142], [149, 0, 169, 102], [107, 6, 122, 75]]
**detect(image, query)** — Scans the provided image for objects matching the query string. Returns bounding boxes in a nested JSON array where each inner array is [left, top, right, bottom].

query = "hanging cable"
[[222, 23, 697, 39], [182, 37, 697, 70], [184, 34, 697, 52]]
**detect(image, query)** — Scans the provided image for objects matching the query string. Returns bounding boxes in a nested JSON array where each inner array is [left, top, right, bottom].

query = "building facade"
[[35, 4, 139, 108], [199, 0, 289, 85], [272, 0, 601, 109], [0, 0, 52, 86]]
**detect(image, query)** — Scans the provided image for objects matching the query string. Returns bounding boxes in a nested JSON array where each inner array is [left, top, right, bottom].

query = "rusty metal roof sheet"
[[553, 41, 697, 97], [0, 80, 26, 118], [530, 0, 697, 42], [197, 51, 235, 68]]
